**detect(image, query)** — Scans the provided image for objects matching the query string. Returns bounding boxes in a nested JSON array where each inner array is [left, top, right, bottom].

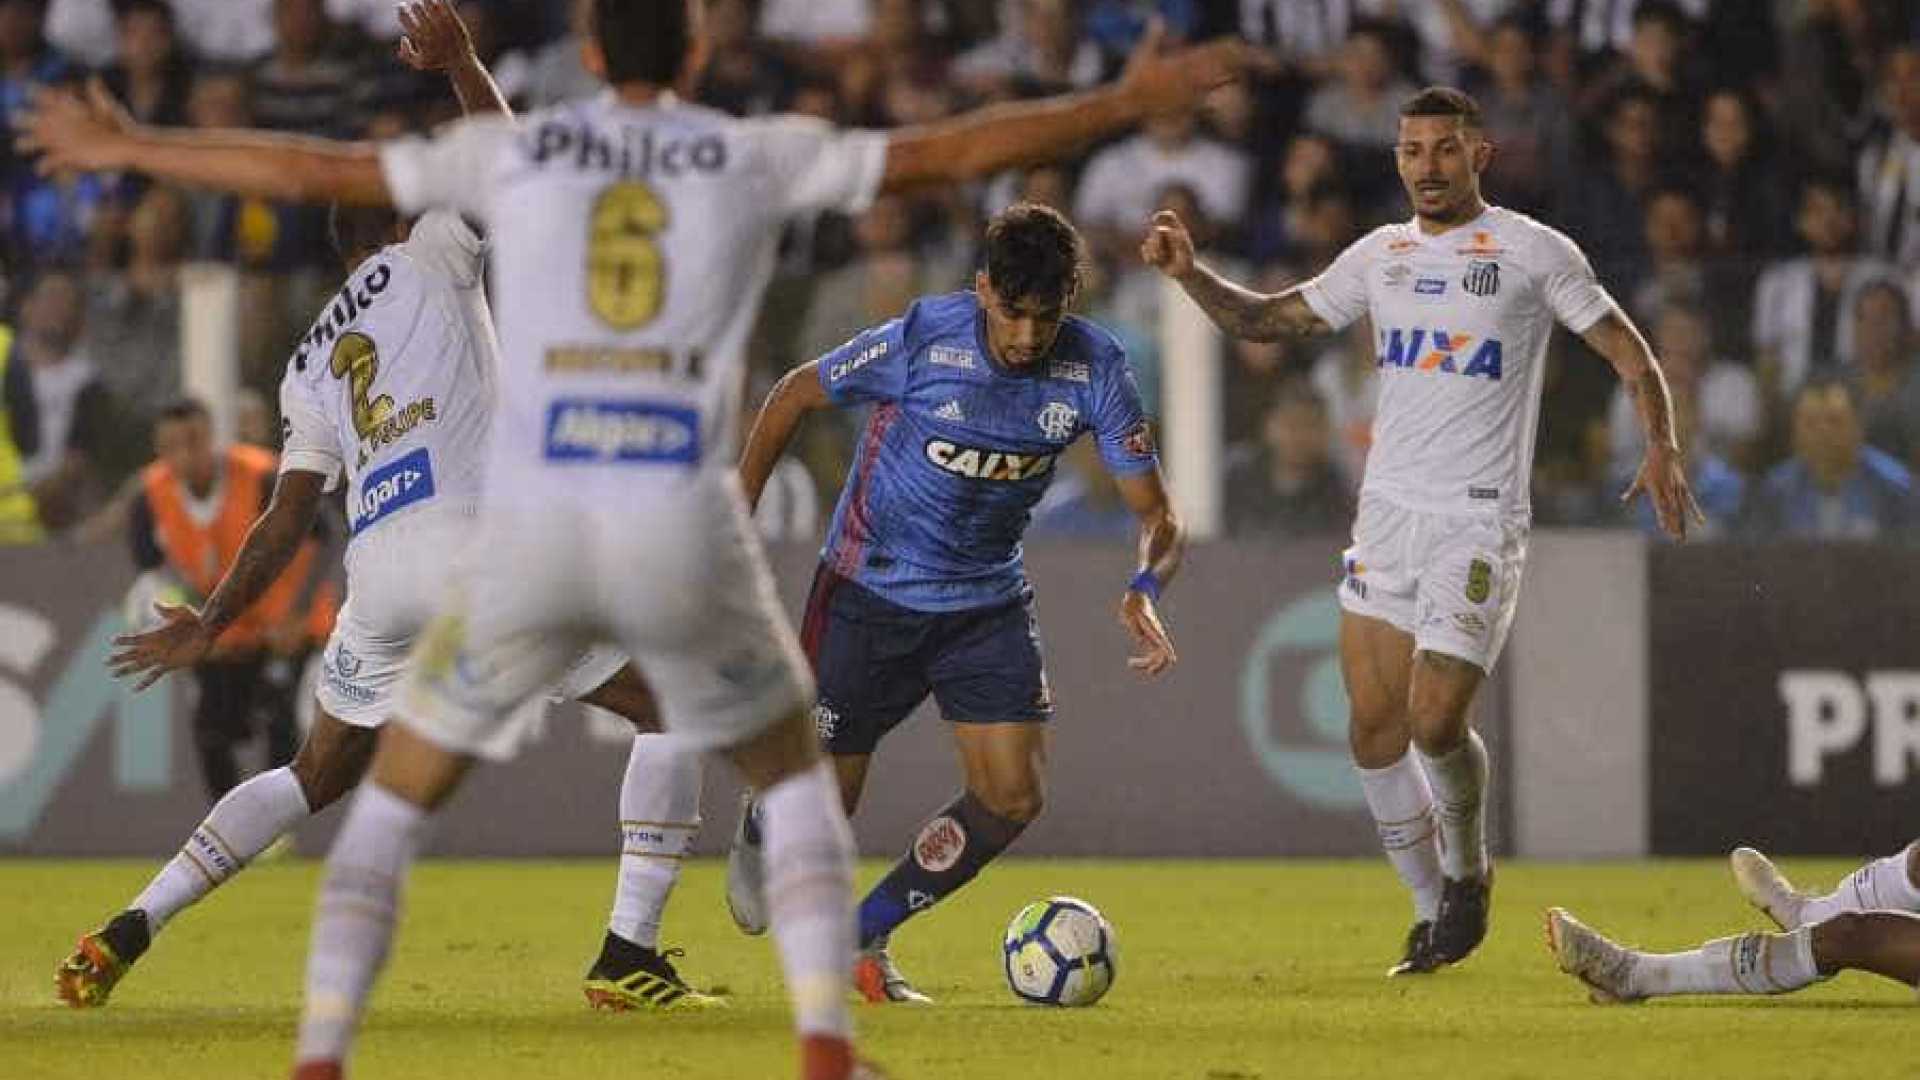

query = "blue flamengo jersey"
[[817, 291, 1157, 612]]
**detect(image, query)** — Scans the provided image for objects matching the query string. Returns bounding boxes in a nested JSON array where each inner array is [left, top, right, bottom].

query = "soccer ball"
[[1002, 896, 1117, 1006]]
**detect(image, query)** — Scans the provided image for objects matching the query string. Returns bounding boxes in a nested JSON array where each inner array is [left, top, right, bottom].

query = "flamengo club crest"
[[1037, 402, 1078, 441], [1463, 259, 1500, 297]]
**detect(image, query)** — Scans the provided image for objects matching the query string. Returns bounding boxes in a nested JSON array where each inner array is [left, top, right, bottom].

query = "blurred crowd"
[[6, 0, 1920, 547]]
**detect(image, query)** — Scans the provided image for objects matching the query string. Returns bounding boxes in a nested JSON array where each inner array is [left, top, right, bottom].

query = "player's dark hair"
[[1267, 377, 1328, 418], [1399, 86, 1481, 130], [983, 203, 1085, 307], [156, 396, 211, 426], [589, 0, 694, 88], [328, 202, 402, 265]]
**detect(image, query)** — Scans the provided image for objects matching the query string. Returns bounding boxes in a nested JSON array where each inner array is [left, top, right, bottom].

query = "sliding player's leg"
[[1546, 906, 1920, 1002], [1733, 842, 1920, 930]]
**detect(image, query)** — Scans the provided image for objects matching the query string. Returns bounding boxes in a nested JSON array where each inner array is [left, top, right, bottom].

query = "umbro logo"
[[934, 400, 965, 422]]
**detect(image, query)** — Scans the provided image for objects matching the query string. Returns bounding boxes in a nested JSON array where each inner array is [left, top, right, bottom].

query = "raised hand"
[[1117, 19, 1275, 117], [397, 0, 477, 73], [1140, 209, 1197, 279]]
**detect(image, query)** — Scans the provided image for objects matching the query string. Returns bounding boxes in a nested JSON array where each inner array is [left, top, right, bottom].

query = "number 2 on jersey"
[[330, 332, 394, 440], [588, 181, 668, 330]]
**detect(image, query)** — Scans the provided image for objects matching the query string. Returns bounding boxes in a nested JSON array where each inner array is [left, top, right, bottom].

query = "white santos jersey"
[[375, 93, 888, 502], [278, 211, 498, 539], [1300, 206, 1616, 516]]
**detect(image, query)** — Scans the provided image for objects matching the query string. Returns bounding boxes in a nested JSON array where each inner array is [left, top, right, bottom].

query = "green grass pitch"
[[2, 858, 1914, 1079]]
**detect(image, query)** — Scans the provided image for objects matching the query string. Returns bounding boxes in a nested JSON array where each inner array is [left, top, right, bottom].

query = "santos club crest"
[[1463, 260, 1500, 297]]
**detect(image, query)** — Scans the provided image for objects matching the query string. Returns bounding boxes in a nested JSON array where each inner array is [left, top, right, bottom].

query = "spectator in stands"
[[1469, 15, 1572, 218], [1746, 375, 1916, 540], [693, 0, 795, 118], [1752, 175, 1893, 397], [1577, 0, 1698, 158], [1223, 379, 1352, 540], [251, 0, 361, 136], [1859, 42, 1920, 268], [1074, 103, 1251, 265], [0, 0, 102, 265], [954, 0, 1101, 94], [1557, 87, 1664, 291], [1248, 132, 1338, 264], [100, 0, 190, 127], [87, 184, 186, 429], [1630, 186, 1709, 323], [18, 269, 115, 531], [1778, 0, 1884, 179], [1848, 279, 1920, 465], [1302, 19, 1416, 156], [169, 0, 273, 65], [1607, 304, 1763, 474], [0, 295, 40, 543], [1695, 86, 1790, 272]]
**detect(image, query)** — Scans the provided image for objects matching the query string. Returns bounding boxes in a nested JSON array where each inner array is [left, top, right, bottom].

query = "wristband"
[[1128, 569, 1161, 601]]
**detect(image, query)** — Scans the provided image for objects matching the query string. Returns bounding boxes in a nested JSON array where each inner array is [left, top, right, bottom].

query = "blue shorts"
[[800, 565, 1052, 756]]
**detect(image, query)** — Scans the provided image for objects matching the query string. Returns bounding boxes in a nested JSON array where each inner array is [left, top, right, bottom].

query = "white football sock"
[[1801, 844, 1920, 924], [758, 760, 855, 1040], [1419, 730, 1490, 880], [133, 766, 310, 931], [608, 734, 702, 949], [1357, 751, 1444, 921], [295, 782, 430, 1066], [1630, 927, 1822, 998]]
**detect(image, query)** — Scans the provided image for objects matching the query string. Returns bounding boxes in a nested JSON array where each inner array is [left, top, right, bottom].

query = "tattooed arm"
[[1579, 308, 1701, 539], [1140, 210, 1333, 341], [109, 471, 329, 690]]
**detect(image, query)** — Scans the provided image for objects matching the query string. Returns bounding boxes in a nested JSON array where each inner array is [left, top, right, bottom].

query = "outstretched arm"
[[1579, 309, 1703, 539], [881, 25, 1266, 192], [739, 361, 832, 513], [19, 2, 508, 205], [1140, 210, 1331, 341], [1113, 468, 1184, 677], [22, 78, 390, 205], [110, 470, 328, 690]]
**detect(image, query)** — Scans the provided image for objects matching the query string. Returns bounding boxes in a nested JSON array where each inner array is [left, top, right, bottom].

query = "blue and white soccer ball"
[[1002, 896, 1117, 1006]]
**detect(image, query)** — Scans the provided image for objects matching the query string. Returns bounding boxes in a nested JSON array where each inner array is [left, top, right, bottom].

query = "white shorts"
[[401, 470, 812, 759], [1336, 493, 1529, 672], [315, 502, 631, 730]]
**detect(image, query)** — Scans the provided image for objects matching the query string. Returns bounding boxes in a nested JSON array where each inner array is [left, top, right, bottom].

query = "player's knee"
[[1408, 709, 1469, 756], [975, 781, 1044, 824], [1811, 912, 1874, 968], [1348, 703, 1408, 767]]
